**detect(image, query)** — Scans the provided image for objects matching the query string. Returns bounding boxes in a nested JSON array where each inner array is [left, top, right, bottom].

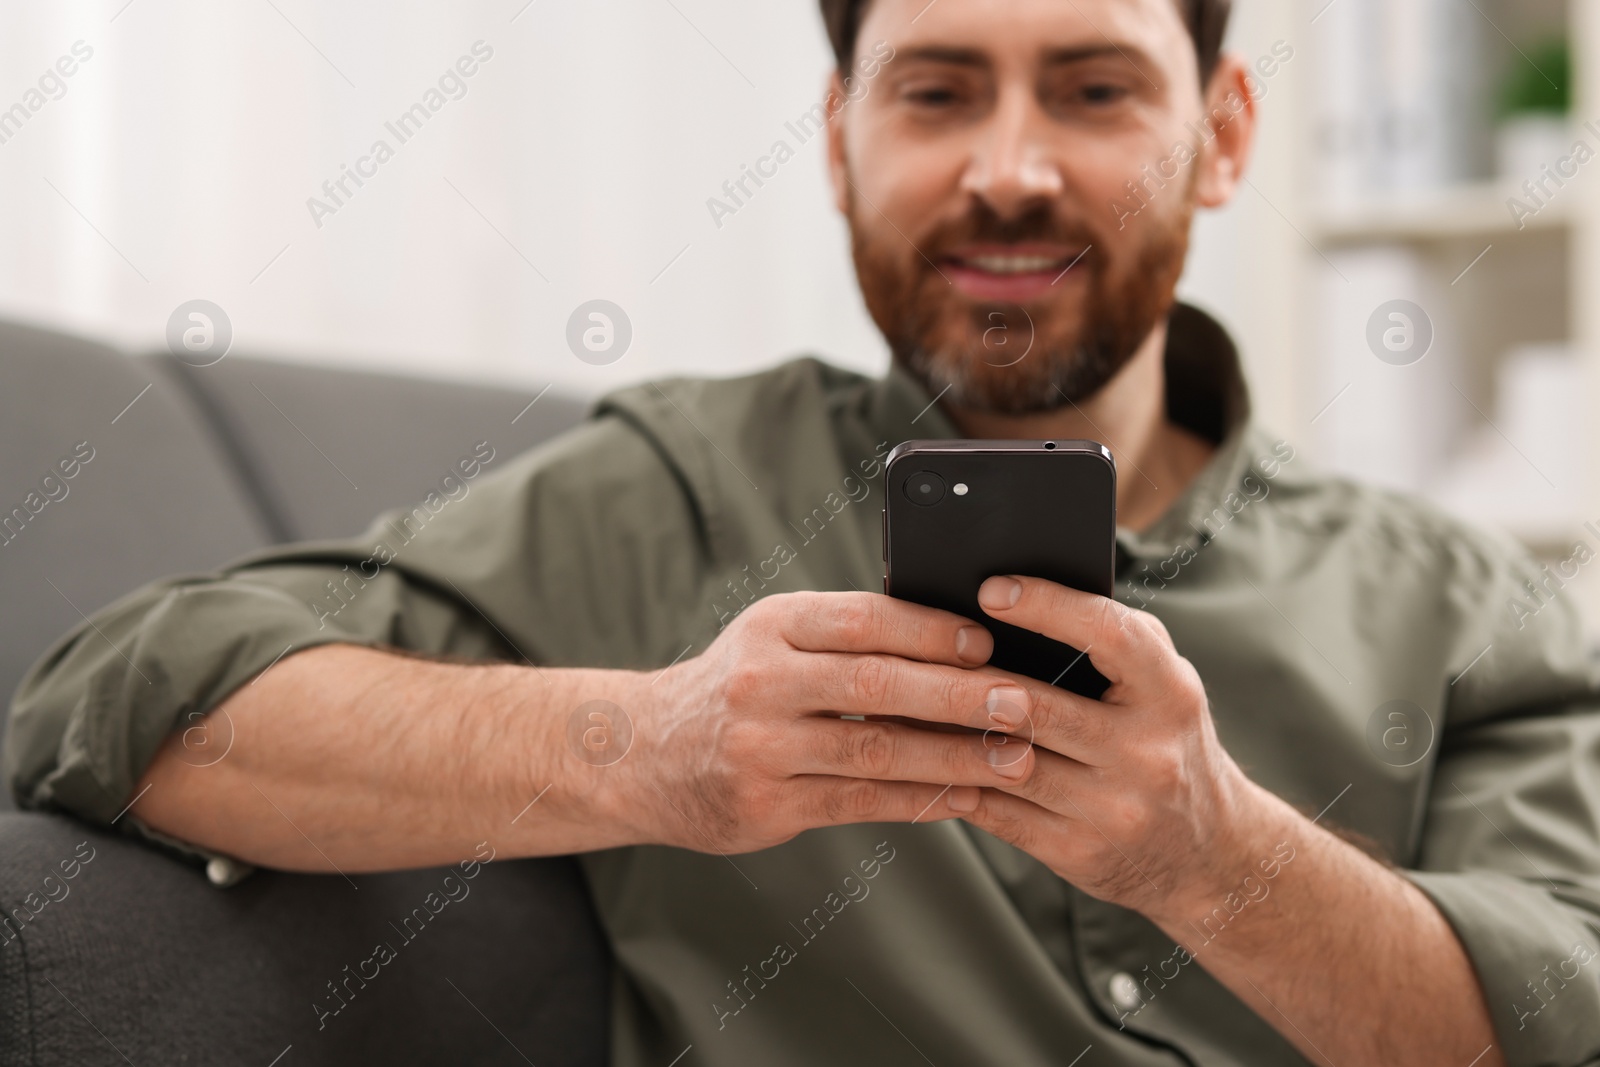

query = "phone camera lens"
[[904, 471, 946, 506]]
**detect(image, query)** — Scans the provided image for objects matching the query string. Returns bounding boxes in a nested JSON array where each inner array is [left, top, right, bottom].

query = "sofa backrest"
[[163, 353, 590, 543], [0, 320, 589, 805], [0, 323, 275, 782]]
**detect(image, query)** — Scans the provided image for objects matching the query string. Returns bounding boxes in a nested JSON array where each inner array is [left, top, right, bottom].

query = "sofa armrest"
[[0, 813, 609, 1066]]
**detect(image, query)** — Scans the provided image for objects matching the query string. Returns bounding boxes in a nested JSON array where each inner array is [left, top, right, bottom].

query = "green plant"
[[1499, 38, 1572, 118]]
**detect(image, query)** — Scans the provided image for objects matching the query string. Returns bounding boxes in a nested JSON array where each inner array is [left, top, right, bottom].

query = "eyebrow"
[[1043, 43, 1155, 69], [892, 42, 1159, 72]]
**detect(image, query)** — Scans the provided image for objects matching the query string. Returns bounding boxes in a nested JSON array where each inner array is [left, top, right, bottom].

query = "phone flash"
[[953, 482, 969, 496]]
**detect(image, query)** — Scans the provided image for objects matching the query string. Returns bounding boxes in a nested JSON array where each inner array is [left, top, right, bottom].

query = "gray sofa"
[[0, 320, 610, 1065]]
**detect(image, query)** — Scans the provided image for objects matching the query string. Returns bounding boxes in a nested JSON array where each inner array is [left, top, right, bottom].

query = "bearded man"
[[10, 1, 1600, 1064]]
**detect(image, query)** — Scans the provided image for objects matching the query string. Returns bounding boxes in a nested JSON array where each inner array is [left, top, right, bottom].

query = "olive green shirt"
[[9, 307, 1600, 1065]]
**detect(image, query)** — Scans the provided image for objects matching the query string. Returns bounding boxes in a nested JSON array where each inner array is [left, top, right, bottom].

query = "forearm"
[[1152, 784, 1502, 1066], [129, 644, 647, 873]]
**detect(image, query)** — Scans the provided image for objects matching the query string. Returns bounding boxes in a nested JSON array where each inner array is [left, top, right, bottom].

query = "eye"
[[1043, 65, 1143, 116], [903, 83, 962, 108], [1079, 83, 1129, 105]]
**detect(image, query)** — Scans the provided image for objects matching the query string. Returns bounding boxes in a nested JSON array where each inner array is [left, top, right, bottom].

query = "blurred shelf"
[[1309, 181, 1576, 244], [1512, 522, 1586, 556], [1436, 511, 1594, 556], [1270, 0, 1600, 632]]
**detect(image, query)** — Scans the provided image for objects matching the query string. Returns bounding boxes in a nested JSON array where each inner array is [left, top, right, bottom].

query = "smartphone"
[[883, 440, 1115, 699]]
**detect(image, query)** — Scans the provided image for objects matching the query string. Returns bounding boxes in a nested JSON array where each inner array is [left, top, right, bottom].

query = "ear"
[[1191, 53, 1257, 210], [824, 71, 851, 215]]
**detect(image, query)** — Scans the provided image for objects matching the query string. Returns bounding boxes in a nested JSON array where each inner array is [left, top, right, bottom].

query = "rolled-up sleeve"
[[1409, 715, 1600, 1062], [4, 414, 706, 832], [1407, 542, 1600, 1065], [4, 563, 492, 825]]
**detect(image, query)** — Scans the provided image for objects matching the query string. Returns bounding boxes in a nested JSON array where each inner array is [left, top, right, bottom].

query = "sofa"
[[0, 319, 610, 1065]]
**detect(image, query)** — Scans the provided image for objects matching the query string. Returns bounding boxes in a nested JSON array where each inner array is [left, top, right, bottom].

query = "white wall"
[[0, 0, 1290, 418]]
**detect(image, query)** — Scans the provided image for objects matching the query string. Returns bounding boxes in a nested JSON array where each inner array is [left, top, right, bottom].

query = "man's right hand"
[[131, 591, 1035, 873], [601, 591, 1036, 854]]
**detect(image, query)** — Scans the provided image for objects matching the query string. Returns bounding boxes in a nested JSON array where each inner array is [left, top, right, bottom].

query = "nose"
[[959, 87, 1064, 218]]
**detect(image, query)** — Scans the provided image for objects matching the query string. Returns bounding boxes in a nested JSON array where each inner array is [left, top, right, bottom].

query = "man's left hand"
[[959, 574, 1281, 926]]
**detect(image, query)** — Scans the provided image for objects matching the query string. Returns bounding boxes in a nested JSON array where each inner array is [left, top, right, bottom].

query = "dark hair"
[[819, 0, 1234, 86]]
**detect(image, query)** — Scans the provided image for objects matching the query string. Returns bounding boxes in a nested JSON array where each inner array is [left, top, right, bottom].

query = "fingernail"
[[954, 625, 991, 664], [985, 686, 1028, 728], [978, 576, 1022, 611], [946, 786, 979, 813], [986, 739, 1029, 779]]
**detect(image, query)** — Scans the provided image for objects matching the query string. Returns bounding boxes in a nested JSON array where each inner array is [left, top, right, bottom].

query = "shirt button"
[[206, 857, 237, 886], [1108, 972, 1143, 1013]]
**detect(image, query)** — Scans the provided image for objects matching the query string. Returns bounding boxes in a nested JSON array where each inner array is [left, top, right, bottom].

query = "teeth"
[[962, 254, 1065, 274]]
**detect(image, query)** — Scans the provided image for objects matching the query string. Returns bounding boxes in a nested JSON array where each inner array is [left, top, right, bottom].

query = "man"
[[7, 0, 1600, 1063]]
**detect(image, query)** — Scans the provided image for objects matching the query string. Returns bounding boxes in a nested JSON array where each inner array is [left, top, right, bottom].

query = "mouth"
[[940, 244, 1090, 302]]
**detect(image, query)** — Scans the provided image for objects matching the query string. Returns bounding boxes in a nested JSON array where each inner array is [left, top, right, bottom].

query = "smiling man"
[[8, 1, 1600, 1065]]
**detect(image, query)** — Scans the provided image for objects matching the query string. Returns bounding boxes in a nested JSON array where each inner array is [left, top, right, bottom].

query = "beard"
[[848, 174, 1196, 416]]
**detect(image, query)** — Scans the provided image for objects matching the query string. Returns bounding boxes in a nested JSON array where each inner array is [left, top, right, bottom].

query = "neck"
[[940, 321, 1215, 531]]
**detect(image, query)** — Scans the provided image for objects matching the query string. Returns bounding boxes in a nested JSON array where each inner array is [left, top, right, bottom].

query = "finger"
[[958, 788, 1077, 862], [861, 713, 977, 734], [778, 590, 993, 667], [808, 656, 1112, 765], [988, 745, 1094, 816], [788, 718, 1034, 787], [976, 576, 1175, 694], [800, 651, 1030, 733], [963, 788, 1167, 902], [971, 665, 1117, 766], [787, 776, 983, 828]]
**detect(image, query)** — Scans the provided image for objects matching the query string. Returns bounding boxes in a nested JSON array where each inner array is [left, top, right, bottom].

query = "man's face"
[[832, 0, 1229, 414]]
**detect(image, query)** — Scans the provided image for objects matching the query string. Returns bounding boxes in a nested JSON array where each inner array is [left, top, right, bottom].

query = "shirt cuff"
[[126, 815, 255, 888], [1406, 869, 1600, 1066]]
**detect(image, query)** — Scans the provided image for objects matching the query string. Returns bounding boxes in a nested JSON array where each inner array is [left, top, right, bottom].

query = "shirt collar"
[[869, 302, 1260, 563]]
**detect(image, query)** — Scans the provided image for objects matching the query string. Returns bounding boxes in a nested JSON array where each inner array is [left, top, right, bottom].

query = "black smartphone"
[[883, 440, 1115, 699]]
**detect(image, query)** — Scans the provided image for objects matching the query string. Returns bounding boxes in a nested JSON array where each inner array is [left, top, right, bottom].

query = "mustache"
[[920, 202, 1099, 257]]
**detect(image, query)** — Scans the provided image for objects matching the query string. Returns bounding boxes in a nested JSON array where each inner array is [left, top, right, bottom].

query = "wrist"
[[1147, 773, 1302, 935], [575, 666, 662, 848], [503, 664, 657, 856]]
